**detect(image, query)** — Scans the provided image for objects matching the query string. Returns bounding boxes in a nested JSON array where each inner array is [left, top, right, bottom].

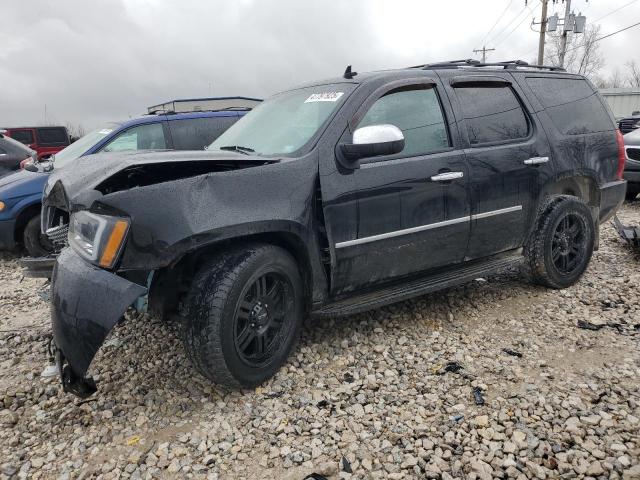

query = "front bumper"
[[51, 248, 146, 397], [599, 180, 626, 223], [20, 255, 57, 278], [624, 169, 640, 185], [0, 219, 16, 250]]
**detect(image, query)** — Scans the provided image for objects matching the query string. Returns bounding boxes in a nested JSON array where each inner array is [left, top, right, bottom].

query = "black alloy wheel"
[[233, 272, 294, 367], [550, 213, 587, 275]]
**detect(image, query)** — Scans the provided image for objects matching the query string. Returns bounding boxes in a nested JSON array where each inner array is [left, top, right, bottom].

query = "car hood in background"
[[624, 129, 640, 146], [0, 169, 49, 197]]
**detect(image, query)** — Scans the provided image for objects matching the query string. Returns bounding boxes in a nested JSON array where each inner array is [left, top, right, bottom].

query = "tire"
[[23, 215, 53, 257], [625, 189, 638, 201], [525, 196, 595, 289], [182, 244, 304, 389]]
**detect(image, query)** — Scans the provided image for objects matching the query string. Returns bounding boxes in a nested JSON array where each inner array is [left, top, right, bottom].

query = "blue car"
[[0, 109, 251, 256]]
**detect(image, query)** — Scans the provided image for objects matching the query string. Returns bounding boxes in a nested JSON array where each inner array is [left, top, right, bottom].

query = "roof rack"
[[411, 59, 565, 72]]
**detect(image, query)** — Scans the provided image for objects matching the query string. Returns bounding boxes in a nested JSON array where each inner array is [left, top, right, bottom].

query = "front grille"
[[619, 120, 639, 134], [44, 206, 70, 249], [627, 148, 640, 161], [46, 223, 69, 248]]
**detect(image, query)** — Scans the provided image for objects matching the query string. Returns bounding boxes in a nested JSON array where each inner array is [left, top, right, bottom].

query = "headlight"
[[68, 211, 130, 269], [0, 201, 5, 212]]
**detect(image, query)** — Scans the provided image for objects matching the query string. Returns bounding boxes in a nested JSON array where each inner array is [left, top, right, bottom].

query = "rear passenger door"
[[443, 74, 553, 260]]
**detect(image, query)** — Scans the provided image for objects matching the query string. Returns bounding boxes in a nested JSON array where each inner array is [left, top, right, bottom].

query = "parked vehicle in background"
[[2, 126, 70, 160], [43, 59, 626, 398], [623, 129, 640, 200], [618, 111, 640, 134], [0, 131, 37, 178], [0, 108, 254, 258]]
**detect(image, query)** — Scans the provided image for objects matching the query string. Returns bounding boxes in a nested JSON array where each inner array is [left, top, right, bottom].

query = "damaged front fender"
[[51, 248, 147, 396]]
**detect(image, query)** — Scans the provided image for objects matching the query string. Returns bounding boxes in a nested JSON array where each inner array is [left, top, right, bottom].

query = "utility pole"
[[558, 0, 572, 67], [473, 46, 496, 63], [537, 0, 549, 65]]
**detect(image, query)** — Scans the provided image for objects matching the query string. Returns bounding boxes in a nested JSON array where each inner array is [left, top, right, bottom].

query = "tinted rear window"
[[36, 127, 69, 146], [9, 129, 34, 145], [526, 77, 613, 135], [169, 116, 239, 150], [454, 85, 529, 144]]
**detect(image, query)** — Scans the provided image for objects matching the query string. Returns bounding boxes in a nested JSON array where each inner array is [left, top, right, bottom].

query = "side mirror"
[[339, 124, 405, 168]]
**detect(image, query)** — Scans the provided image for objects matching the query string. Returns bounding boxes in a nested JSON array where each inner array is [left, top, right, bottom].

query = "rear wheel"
[[625, 188, 639, 201], [525, 196, 595, 289], [182, 244, 304, 388], [23, 215, 53, 257]]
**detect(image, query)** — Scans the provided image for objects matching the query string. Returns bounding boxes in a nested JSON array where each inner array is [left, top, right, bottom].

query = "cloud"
[[1, 0, 637, 130]]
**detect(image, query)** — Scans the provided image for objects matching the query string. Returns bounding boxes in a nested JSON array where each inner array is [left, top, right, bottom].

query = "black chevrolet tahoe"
[[43, 60, 627, 397]]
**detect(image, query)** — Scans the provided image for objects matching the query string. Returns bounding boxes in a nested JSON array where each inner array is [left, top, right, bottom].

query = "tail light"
[[616, 129, 625, 180], [19, 158, 30, 169]]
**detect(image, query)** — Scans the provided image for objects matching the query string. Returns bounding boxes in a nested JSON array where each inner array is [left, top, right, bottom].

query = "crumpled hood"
[[44, 150, 279, 209]]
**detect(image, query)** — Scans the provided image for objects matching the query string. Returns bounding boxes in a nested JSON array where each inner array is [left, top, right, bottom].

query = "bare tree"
[[596, 68, 625, 89], [626, 61, 640, 88], [65, 122, 86, 140], [547, 24, 604, 81]]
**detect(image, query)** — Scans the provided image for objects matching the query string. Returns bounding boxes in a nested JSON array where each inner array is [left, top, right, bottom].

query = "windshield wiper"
[[218, 145, 255, 155]]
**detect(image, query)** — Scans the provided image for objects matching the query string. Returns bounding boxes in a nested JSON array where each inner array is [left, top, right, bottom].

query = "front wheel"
[[23, 214, 53, 257], [525, 196, 595, 289], [182, 244, 304, 389]]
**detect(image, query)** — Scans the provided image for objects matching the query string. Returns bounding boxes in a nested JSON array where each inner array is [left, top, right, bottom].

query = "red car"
[[3, 126, 70, 160]]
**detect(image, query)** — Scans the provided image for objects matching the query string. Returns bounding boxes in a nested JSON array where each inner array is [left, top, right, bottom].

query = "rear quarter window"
[[525, 77, 613, 135], [36, 127, 70, 146], [169, 116, 239, 150]]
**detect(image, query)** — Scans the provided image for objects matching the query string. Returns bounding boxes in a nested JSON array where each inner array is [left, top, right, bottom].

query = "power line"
[[593, 0, 640, 22], [488, 3, 530, 44], [563, 20, 640, 54], [480, 0, 515, 46], [494, 0, 542, 48]]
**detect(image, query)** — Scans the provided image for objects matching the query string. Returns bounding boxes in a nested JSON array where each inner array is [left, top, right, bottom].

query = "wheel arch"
[[148, 230, 320, 320], [540, 174, 599, 208], [13, 201, 42, 244]]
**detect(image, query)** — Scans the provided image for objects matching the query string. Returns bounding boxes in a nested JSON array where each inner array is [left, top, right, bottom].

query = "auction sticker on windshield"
[[305, 92, 344, 103]]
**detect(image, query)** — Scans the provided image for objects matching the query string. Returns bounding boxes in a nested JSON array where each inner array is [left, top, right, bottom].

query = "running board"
[[312, 254, 523, 318]]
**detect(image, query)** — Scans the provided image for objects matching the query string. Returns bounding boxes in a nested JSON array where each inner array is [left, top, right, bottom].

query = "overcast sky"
[[1, 0, 638, 131]]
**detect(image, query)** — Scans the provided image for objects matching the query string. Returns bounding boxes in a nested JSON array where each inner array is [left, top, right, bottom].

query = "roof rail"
[[411, 59, 565, 72]]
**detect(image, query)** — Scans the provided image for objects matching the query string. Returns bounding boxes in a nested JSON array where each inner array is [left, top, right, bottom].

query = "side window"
[[10, 130, 34, 145], [358, 86, 450, 157], [169, 116, 238, 150], [526, 77, 613, 135], [101, 123, 167, 153], [36, 127, 69, 146], [454, 85, 529, 144]]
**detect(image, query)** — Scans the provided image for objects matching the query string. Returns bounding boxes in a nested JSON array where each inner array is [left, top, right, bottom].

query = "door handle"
[[430, 171, 464, 182], [524, 156, 550, 165]]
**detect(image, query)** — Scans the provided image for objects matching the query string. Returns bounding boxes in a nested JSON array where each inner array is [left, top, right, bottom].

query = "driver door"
[[326, 79, 471, 295]]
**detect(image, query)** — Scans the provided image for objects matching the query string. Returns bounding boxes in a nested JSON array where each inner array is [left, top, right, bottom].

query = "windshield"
[[208, 84, 354, 156], [54, 123, 119, 169]]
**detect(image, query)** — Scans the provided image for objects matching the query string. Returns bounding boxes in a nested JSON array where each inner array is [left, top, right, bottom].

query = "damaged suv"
[[46, 60, 626, 397]]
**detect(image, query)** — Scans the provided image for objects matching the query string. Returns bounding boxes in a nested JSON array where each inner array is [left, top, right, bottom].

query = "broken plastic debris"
[[473, 387, 485, 406], [341, 456, 353, 473], [343, 372, 355, 383], [577, 320, 604, 331], [474, 277, 487, 282], [304, 474, 328, 480], [40, 364, 58, 378], [451, 414, 465, 422], [502, 348, 523, 358], [443, 361, 463, 374], [126, 436, 141, 446]]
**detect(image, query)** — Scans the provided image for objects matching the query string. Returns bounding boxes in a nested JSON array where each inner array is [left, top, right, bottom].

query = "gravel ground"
[[1, 202, 639, 480]]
